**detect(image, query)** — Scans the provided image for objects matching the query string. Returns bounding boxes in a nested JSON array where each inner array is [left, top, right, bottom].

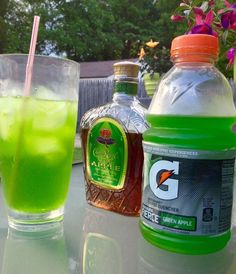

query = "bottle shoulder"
[[80, 100, 149, 133], [149, 64, 236, 116]]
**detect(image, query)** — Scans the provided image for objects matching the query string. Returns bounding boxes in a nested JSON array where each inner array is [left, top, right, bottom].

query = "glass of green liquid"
[[0, 55, 79, 231]]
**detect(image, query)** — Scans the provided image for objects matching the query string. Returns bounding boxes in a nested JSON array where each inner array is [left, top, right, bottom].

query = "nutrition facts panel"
[[0, 164, 236, 274]]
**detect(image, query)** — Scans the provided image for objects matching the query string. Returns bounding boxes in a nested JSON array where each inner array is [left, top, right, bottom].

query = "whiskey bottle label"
[[86, 117, 128, 190]]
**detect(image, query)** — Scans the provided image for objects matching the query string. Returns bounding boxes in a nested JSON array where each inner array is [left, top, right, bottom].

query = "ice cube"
[[25, 136, 67, 165], [34, 86, 60, 100], [0, 80, 22, 97], [32, 99, 68, 131], [0, 97, 20, 140]]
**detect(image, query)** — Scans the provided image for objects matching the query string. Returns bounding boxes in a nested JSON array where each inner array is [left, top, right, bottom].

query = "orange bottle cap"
[[171, 34, 219, 63]]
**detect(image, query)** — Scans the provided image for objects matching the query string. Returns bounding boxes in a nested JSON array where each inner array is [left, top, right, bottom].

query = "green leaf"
[[222, 30, 229, 44]]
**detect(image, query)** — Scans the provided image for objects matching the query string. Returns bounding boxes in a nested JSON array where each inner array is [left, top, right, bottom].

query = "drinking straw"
[[23, 15, 40, 96]]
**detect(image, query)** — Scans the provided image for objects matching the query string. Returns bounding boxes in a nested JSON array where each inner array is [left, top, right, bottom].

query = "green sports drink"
[[140, 35, 236, 254], [0, 54, 79, 230], [0, 96, 77, 212]]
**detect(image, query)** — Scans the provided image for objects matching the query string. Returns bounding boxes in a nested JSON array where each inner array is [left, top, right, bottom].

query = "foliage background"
[[0, 0, 185, 74]]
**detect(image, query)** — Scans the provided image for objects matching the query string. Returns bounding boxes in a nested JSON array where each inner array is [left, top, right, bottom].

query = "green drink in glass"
[[0, 55, 79, 231]]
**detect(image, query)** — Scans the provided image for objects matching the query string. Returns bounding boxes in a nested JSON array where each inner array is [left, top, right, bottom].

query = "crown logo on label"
[[100, 129, 111, 139]]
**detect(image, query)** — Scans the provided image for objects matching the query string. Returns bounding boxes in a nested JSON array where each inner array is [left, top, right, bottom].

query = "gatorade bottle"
[[140, 34, 236, 254]]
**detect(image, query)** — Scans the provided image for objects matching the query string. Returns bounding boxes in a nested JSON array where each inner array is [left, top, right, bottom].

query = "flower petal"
[[190, 23, 213, 35], [218, 9, 225, 15], [209, 0, 214, 7], [193, 7, 204, 16], [212, 30, 219, 37], [224, 0, 232, 8], [146, 40, 159, 48], [205, 10, 214, 25], [215, 22, 222, 28], [171, 14, 185, 22], [138, 48, 145, 59], [226, 48, 235, 65], [195, 13, 204, 24], [229, 11, 236, 29], [221, 12, 231, 28]]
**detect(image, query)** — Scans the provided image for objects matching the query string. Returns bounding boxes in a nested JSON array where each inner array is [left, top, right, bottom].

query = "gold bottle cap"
[[113, 61, 140, 78]]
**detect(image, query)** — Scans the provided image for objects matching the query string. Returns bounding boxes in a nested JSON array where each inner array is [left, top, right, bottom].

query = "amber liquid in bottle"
[[81, 128, 144, 216]]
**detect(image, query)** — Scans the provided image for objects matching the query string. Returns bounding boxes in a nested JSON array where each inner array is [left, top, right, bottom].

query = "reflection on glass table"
[[138, 228, 236, 274], [80, 205, 139, 274], [83, 233, 122, 274], [0, 165, 236, 274], [1, 223, 69, 274], [79, 204, 236, 274]]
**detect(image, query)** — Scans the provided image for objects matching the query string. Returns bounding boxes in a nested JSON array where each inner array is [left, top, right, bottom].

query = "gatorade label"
[[141, 142, 235, 236]]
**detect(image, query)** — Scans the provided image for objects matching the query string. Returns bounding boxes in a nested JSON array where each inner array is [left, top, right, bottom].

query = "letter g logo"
[[149, 160, 179, 200]]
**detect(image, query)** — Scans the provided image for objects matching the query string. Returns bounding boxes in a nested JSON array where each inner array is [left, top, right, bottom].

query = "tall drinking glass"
[[0, 55, 79, 231]]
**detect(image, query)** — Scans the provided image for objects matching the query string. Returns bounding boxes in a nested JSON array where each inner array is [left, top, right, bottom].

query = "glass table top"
[[0, 164, 236, 274]]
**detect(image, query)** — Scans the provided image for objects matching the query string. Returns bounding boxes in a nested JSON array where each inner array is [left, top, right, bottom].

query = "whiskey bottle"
[[80, 61, 149, 216]]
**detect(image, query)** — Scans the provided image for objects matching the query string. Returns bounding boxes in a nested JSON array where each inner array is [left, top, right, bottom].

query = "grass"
[[73, 147, 83, 164]]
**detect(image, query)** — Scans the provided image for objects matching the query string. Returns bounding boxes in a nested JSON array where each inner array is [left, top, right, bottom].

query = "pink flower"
[[190, 23, 213, 35], [193, 7, 204, 17], [189, 10, 217, 36], [227, 48, 235, 68], [224, 0, 233, 8], [209, 0, 215, 7], [220, 1, 236, 29], [171, 14, 185, 22], [221, 11, 236, 29]]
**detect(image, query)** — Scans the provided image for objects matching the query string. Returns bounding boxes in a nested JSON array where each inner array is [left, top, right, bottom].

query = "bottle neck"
[[114, 81, 138, 96], [113, 91, 136, 104], [174, 61, 215, 68]]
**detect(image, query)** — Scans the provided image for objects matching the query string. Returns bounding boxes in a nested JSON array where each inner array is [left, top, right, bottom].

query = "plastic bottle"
[[140, 34, 236, 254], [80, 61, 149, 216]]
